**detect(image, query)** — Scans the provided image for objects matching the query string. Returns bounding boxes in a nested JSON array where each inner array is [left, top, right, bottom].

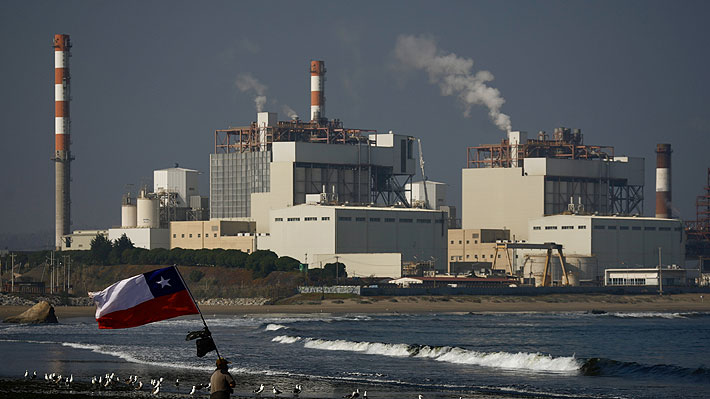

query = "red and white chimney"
[[655, 143, 672, 219], [54, 34, 72, 249], [310, 60, 325, 122]]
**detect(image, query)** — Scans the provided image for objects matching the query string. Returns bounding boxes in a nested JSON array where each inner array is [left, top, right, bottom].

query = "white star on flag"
[[156, 276, 171, 288]]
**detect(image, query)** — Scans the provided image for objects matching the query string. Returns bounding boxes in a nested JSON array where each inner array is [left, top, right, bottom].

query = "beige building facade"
[[170, 220, 257, 253], [447, 228, 510, 273]]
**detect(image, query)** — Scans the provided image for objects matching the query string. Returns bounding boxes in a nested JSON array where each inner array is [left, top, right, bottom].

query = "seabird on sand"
[[136, 381, 143, 391], [344, 388, 360, 399], [190, 385, 196, 395], [152, 385, 160, 395], [253, 383, 264, 395], [273, 385, 282, 396], [293, 384, 302, 395], [24, 370, 29, 379]]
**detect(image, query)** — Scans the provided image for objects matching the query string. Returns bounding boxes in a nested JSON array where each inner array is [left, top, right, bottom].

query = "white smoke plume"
[[394, 35, 512, 132], [282, 105, 299, 119], [235, 73, 267, 112]]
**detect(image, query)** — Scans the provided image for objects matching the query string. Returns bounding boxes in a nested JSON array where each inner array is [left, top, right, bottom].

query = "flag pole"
[[174, 265, 222, 360]]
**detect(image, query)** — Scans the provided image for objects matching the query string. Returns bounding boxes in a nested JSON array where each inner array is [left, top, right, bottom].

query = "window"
[[275, 217, 283, 222], [632, 226, 642, 231], [545, 226, 558, 230], [533, 226, 541, 230], [645, 226, 656, 231], [321, 217, 330, 221], [450, 240, 454, 244], [181, 234, 185, 238], [498, 254, 501, 258], [482, 255, 486, 259], [620, 226, 629, 230], [674, 227, 681, 231], [370, 218, 381, 222], [287, 217, 301, 222], [173, 234, 176, 238], [214, 233, 217, 237], [474, 254, 478, 259], [305, 217, 318, 221], [472, 233, 479, 238], [385, 218, 395, 223], [197, 234, 201, 237], [594, 225, 605, 230], [466, 254, 470, 259], [416, 219, 431, 224], [466, 240, 469, 244], [562, 226, 574, 230], [338, 216, 352, 221], [608, 226, 617, 230], [355, 217, 366, 222], [458, 240, 462, 244], [659, 227, 671, 231], [400, 218, 413, 223], [578, 225, 587, 229], [435, 219, 444, 224], [450, 256, 455, 260], [189, 234, 193, 238], [474, 240, 478, 244]]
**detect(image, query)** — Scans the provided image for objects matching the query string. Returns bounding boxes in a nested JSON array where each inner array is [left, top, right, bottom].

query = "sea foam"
[[274, 336, 581, 373]]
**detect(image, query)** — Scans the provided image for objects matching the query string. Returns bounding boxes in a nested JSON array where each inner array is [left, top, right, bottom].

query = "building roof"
[[534, 214, 681, 222], [292, 203, 445, 213]]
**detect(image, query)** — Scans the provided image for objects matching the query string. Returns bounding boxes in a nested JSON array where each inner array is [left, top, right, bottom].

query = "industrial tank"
[[522, 254, 595, 286], [121, 203, 137, 228], [136, 191, 159, 228]]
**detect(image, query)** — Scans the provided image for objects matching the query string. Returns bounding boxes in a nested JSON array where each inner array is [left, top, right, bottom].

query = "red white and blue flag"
[[90, 266, 199, 329]]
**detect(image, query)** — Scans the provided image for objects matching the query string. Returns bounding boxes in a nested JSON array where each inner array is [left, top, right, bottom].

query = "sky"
[[1, 0, 709, 245]]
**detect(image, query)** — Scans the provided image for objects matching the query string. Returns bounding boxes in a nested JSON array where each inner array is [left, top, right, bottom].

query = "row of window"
[[275, 217, 331, 222], [533, 225, 679, 231], [173, 233, 220, 238], [450, 254, 504, 260], [276, 216, 438, 223], [608, 278, 646, 286], [450, 240, 479, 245]]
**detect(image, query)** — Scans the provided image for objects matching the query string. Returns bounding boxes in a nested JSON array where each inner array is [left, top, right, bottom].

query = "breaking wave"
[[272, 336, 580, 373], [265, 324, 288, 331]]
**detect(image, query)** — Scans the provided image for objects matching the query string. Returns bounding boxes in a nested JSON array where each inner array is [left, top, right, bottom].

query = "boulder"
[[3, 301, 58, 324]]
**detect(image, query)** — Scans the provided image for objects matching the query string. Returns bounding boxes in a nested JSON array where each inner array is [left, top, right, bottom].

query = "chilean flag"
[[90, 266, 199, 329]]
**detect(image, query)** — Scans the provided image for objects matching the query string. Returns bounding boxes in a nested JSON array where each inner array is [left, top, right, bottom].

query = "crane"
[[417, 138, 430, 209]]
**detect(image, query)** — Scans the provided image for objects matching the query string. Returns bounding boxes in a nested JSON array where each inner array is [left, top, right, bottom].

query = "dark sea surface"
[[1, 311, 709, 398]]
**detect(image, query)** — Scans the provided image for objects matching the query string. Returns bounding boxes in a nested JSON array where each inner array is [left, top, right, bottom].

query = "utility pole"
[[11, 253, 17, 293], [658, 247, 663, 296], [335, 255, 340, 284]]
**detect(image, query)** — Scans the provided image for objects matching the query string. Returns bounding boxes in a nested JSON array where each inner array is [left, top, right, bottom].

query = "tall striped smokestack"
[[655, 143, 672, 219], [54, 34, 72, 249], [310, 60, 325, 122]]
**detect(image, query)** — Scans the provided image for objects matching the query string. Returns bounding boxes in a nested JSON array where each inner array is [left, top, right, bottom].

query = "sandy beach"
[[2, 293, 708, 321]]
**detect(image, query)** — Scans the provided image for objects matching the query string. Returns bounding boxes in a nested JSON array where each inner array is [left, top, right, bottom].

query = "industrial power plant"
[[55, 34, 710, 288]]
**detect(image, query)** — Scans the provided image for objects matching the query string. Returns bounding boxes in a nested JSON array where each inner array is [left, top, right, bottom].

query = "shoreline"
[[2, 293, 708, 320]]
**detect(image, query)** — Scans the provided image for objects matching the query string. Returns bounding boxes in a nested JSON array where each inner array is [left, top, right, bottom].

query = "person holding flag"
[[90, 266, 228, 394]]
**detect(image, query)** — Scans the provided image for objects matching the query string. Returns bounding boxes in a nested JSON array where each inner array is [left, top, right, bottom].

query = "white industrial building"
[[257, 204, 448, 277], [524, 214, 685, 284], [605, 267, 692, 287], [211, 113, 418, 234], [406, 180, 448, 210], [462, 130, 644, 241], [108, 227, 170, 250], [154, 167, 200, 208]]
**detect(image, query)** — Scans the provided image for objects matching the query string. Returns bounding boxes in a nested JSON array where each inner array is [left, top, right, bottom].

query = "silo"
[[137, 191, 159, 228], [121, 203, 137, 228]]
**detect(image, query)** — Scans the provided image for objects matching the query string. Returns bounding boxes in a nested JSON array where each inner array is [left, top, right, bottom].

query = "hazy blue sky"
[[1, 0, 708, 240]]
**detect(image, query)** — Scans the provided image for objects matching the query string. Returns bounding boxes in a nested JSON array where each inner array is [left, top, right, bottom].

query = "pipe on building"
[[655, 143, 672, 218], [310, 60, 325, 122], [54, 34, 72, 249]]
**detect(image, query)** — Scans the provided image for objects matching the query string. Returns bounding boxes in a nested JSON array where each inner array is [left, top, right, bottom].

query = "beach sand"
[[2, 293, 709, 320]]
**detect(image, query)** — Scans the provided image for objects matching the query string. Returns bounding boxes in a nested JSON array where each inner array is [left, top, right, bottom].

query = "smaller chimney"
[[310, 60, 325, 122], [655, 143, 672, 218]]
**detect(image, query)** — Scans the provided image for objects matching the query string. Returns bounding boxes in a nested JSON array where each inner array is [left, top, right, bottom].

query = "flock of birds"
[[23, 369, 453, 398]]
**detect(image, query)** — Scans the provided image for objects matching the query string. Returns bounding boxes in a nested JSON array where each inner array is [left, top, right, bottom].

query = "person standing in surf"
[[210, 358, 236, 399]]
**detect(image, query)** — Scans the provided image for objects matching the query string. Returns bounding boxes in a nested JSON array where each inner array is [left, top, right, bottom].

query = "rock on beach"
[[3, 301, 58, 324]]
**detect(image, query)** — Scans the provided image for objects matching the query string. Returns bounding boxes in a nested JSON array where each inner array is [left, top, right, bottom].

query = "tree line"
[[1, 234, 347, 282]]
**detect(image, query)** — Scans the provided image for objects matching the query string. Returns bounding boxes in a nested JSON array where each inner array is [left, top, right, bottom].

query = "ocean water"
[[1, 311, 709, 398]]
